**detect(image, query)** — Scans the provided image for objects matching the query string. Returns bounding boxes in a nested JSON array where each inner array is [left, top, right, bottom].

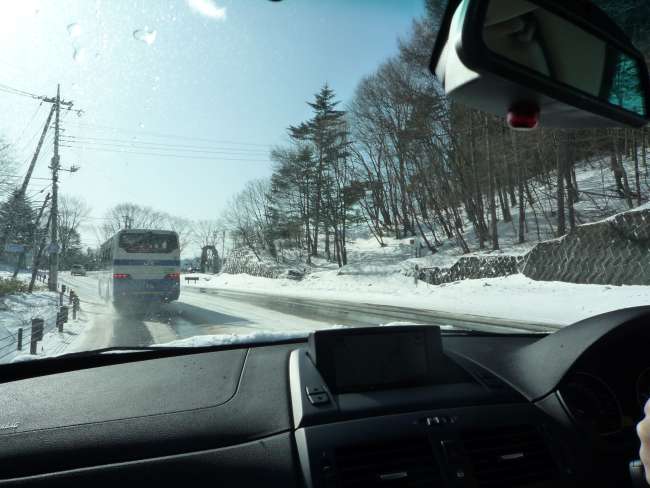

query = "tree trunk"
[[498, 182, 512, 222], [325, 227, 331, 262], [514, 133, 526, 244], [469, 119, 486, 250], [449, 205, 470, 253], [565, 171, 576, 231], [486, 117, 499, 250], [643, 128, 648, 178], [611, 130, 633, 208], [333, 229, 341, 267], [556, 132, 567, 237], [633, 130, 642, 206], [506, 154, 517, 207]]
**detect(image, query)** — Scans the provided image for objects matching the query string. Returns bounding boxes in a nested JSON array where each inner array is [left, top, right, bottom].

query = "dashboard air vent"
[[461, 425, 558, 488], [334, 437, 440, 487]]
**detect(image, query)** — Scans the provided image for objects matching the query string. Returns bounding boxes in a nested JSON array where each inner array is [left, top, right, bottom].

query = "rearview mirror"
[[430, 0, 650, 129]]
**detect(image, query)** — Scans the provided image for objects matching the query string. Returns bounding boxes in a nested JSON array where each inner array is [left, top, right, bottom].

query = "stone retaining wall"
[[418, 255, 525, 285], [416, 208, 650, 286], [522, 209, 650, 285]]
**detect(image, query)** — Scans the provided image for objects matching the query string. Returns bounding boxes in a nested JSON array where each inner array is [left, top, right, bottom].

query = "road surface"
[[59, 274, 334, 352], [59, 274, 560, 353]]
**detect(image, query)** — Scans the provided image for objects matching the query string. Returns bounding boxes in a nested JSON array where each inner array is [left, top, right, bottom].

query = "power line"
[[60, 135, 270, 156], [0, 81, 73, 107], [0, 83, 43, 100], [13, 101, 44, 148], [58, 144, 271, 163], [60, 134, 270, 153], [0, 173, 51, 181], [64, 120, 273, 148]]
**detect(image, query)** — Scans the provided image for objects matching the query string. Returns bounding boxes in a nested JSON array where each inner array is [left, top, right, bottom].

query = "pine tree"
[[289, 84, 347, 258], [0, 189, 37, 253]]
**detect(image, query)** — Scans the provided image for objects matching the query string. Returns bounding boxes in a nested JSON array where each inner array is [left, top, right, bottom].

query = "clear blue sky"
[[0, 0, 427, 249]]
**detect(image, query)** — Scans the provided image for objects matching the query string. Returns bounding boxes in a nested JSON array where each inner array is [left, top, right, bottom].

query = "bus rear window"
[[119, 233, 179, 253]]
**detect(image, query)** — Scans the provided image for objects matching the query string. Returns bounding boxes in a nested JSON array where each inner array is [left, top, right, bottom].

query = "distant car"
[[70, 265, 87, 276]]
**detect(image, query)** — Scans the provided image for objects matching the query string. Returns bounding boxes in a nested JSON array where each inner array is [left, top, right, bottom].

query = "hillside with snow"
[[197, 152, 650, 325]]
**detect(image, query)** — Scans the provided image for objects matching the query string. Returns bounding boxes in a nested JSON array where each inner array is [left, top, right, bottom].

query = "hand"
[[637, 400, 650, 484]]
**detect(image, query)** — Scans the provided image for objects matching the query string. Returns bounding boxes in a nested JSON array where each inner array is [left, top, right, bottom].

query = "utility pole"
[[20, 105, 55, 196], [47, 85, 72, 291]]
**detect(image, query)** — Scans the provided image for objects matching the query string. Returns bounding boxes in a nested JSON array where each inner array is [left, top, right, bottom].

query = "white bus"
[[98, 229, 181, 308]]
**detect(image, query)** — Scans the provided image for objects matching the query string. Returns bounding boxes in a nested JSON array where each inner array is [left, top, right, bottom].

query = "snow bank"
[[0, 291, 92, 364], [156, 329, 312, 348], [185, 272, 650, 326]]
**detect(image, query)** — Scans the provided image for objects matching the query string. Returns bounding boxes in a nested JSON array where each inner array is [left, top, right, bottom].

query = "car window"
[[0, 0, 649, 365]]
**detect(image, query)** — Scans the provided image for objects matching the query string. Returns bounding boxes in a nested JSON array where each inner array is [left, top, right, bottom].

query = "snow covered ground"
[[183, 272, 650, 327], [0, 271, 93, 364], [193, 153, 650, 329]]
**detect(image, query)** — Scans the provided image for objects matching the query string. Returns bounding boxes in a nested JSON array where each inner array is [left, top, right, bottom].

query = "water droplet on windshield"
[[73, 47, 86, 63], [133, 28, 157, 45], [67, 22, 82, 38], [139, 122, 145, 129]]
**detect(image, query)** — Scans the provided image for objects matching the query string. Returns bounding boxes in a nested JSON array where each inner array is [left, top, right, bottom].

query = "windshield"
[[0, 0, 649, 364], [119, 232, 179, 253]]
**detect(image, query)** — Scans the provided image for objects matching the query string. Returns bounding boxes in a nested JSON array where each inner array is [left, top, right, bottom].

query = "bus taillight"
[[165, 272, 180, 281], [113, 273, 130, 279]]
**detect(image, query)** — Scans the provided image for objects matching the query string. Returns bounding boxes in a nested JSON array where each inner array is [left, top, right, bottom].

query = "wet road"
[[59, 274, 561, 352], [59, 274, 335, 350]]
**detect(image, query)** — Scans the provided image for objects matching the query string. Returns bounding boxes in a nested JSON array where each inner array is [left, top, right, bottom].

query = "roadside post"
[[61, 284, 66, 294], [56, 309, 65, 332], [69, 289, 74, 304], [59, 290, 64, 306], [31, 318, 44, 355], [73, 295, 80, 320], [414, 265, 419, 286], [17, 328, 23, 351]]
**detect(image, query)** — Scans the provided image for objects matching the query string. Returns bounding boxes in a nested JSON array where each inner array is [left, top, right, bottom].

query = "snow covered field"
[[0, 272, 92, 363], [184, 272, 650, 327]]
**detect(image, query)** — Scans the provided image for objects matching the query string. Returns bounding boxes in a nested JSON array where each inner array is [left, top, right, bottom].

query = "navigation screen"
[[331, 330, 431, 392]]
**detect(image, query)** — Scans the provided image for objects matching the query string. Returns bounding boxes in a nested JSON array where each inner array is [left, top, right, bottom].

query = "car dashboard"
[[0, 307, 648, 488]]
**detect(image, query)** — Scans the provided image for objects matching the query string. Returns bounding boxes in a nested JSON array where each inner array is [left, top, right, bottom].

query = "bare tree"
[[101, 203, 167, 238], [165, 215, 193, 255], [193, 219, 224, 250], [101, 203, 193, 255], [59, 195, 91, 264], [222, 180, 275, 261]]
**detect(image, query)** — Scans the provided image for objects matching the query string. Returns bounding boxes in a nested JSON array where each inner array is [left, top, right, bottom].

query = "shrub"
[[0, 278, 28, 297]]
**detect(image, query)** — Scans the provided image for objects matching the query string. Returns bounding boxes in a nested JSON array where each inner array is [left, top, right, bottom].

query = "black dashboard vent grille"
[[461, 425, 558, 488], [334, 437, 440, 487]]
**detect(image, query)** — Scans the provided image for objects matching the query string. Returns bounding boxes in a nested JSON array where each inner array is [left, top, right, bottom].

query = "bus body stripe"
[[113, 259, 181, 266]]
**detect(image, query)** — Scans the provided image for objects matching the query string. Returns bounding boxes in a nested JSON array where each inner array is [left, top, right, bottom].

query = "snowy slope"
[[202, 154, 650, 326]]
